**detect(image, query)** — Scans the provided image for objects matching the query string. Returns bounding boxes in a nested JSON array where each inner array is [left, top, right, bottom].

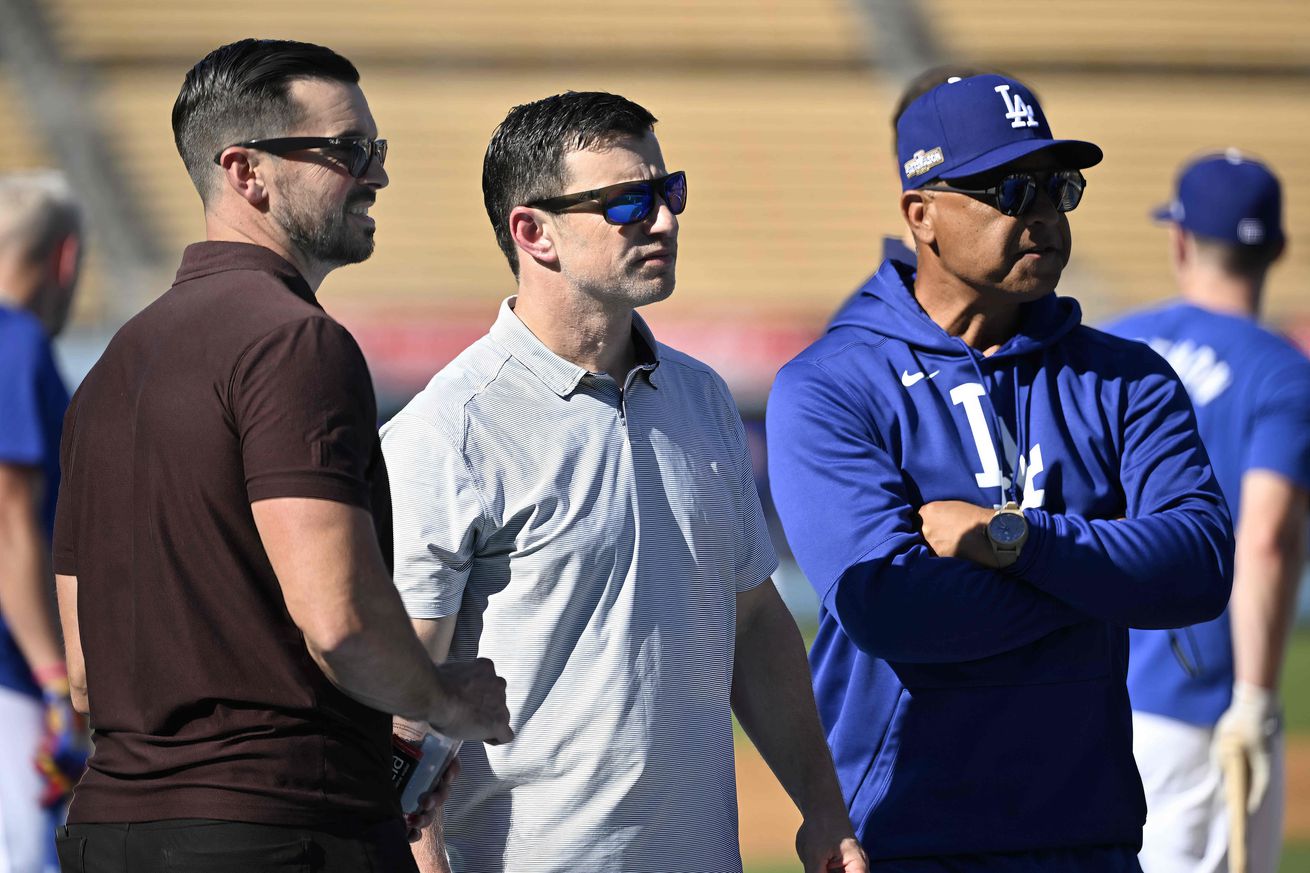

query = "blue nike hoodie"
[[767, 260, 1233, 864]]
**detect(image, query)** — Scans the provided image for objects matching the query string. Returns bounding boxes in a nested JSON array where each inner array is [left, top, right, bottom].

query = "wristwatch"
[[986, 501, 1028, 568]]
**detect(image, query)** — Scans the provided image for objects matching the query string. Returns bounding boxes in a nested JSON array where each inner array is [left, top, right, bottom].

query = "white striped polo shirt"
[[381, 298, 779, 873]]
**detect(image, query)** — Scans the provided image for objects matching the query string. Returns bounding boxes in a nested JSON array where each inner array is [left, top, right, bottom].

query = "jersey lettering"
[[951, 381, 1046, 508], [1146, 337, 1232, 407], [951, 383, 1004, 489]]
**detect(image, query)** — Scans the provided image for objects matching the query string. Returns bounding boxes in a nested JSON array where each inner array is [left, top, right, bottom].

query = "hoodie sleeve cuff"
[[1006, 508, 1052, 585]]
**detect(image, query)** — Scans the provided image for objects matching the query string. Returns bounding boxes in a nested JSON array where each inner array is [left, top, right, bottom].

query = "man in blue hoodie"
[[767, 74, 1234, 871], [1105, 153, 1310, 873]]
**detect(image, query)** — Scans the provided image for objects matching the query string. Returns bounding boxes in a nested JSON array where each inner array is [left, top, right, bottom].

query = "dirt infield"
[[736, 733, 1310, 864], [736, 740, 803, 862]]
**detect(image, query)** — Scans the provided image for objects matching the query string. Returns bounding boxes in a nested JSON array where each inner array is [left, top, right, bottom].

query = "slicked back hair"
[[172, 39, 359, 204], [483, 91, 657, 277]]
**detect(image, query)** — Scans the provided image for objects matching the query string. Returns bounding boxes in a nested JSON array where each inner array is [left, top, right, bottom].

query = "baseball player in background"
[[0, 171, 86, 873], [1105, 152, 1310, 873]]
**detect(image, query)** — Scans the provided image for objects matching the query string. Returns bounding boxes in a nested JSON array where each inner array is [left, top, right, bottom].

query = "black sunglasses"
[[212, 136, 388, 179], [928, 169, 1086, 217], [528, 171, 687, 225]]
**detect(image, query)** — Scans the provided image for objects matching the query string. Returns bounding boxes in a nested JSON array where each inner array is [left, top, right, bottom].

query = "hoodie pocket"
[[849, 687, 909, 831], [890, 620, 1114, 690]]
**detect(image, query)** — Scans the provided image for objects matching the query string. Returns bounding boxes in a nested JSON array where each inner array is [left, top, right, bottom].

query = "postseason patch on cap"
[[904, 147, 944, 179]]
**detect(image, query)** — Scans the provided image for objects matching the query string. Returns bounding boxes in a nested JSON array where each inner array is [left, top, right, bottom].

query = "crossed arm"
[[766, 358, 1233, 664]]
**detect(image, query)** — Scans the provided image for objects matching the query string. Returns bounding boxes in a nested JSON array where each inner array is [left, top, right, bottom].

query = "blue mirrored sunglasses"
[[528, 171, 687, 225]]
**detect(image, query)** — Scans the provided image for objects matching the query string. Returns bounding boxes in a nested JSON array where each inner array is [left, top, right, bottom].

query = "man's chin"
[[632, 280, 675, 308], [337, 232, 377, 266]]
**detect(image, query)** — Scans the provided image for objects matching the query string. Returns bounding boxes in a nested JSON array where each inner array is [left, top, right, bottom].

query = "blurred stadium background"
[[3, 0, 1309, 869]]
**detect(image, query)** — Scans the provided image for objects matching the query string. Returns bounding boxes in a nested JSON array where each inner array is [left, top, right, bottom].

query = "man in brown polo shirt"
[[49, 39, 511, 873]]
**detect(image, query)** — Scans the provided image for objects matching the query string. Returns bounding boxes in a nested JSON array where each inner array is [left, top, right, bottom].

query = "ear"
[[52, 232, 81, 291], [1169, 223, 1189, 271], [1270, 237, 1287, 263], [509, 205, 557, 269], [216, 147, 268, 206], [901, 189, 935, 246]]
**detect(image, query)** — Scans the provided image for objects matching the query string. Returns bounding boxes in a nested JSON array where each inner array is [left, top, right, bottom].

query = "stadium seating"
[[0, 77, 47, 175], [3, 0, 1307, 391], [924, 0, 1310, 69], [44, 0, 864, 63]]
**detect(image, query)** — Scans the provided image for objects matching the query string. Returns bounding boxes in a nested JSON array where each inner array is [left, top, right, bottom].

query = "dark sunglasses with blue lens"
[[528, 171, 687, 225], [927, 169, 1086, 217]]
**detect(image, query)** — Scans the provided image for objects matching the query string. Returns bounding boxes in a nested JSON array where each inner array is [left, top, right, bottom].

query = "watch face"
[[989, 512, 1027, 546]]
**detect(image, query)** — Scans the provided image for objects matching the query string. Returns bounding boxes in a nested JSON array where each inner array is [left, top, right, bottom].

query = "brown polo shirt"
[[52, 242, 397, 827]]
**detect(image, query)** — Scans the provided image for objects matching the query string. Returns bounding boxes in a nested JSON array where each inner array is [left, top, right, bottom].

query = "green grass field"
[[742, 629, 1310, 872], [1282, 631, 1310, 871]]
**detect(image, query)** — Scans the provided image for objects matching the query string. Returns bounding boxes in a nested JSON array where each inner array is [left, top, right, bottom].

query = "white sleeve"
[[381, 410, 491, 619]]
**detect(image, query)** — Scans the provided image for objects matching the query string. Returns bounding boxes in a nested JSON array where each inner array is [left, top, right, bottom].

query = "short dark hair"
[[1192, 233, 1283, 278], [172, 39, 360, 203], [482, 91, 657, 276]]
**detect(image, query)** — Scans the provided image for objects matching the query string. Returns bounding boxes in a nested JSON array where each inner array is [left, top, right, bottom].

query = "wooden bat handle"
[[1222, 739, 1249, 873]]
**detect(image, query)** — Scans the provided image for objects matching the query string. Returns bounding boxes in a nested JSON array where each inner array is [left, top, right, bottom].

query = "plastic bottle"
[[392, 730, 463, 814]]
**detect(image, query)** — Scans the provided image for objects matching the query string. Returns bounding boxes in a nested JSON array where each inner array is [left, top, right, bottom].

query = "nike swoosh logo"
[[901, 369, 940, 387]]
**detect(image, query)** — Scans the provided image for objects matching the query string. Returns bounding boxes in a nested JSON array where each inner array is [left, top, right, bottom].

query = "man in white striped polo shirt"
[[382, 91, 866, 873]]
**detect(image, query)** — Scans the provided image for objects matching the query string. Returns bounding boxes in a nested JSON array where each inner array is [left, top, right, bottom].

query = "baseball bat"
[[1221, 738, 1248, 873]]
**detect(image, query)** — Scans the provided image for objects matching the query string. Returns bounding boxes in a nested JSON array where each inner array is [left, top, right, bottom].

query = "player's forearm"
[[1230, 510, 1307, 691], [0, 494, 65, 674], [1227, 472, 1309, 692], [732, 585, 851, 829]]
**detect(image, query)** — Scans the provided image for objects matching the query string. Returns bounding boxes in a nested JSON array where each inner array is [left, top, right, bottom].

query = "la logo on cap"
[[995, 85, 1038, 129]]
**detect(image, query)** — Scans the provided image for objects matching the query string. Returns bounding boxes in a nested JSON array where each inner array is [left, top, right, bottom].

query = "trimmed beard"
[[273, 185, 375, 269]]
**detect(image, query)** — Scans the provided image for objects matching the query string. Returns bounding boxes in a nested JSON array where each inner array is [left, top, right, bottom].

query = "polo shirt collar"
[[173, 242, 316, 305], [489, 297, 662, 397]]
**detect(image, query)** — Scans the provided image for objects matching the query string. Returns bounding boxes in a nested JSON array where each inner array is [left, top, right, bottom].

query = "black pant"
[[56, 818, 419, 873]]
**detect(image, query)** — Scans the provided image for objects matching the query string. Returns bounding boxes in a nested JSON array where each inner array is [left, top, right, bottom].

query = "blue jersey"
[[1105, 302, 1310, 726], [767, 261, 1232, 865], [0, 305, 69, 698]]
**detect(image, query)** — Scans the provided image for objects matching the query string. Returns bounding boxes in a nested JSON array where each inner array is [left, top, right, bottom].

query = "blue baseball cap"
[[1152, 151, 1283, 246], [896, 74, 1102, 190]]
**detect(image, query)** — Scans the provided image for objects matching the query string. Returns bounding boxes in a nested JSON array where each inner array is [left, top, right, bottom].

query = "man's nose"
[[646, 198, 677, 235], [1024, 183, 1060, 223], [362, 156, 388, 190]]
